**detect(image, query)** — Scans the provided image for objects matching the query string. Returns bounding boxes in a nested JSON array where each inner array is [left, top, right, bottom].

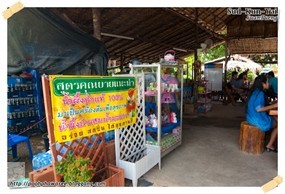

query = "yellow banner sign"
[[49, 75, 137, 143]]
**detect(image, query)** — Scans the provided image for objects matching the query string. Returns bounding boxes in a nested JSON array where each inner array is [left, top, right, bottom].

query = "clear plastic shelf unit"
[[130, 63, 183, 157]]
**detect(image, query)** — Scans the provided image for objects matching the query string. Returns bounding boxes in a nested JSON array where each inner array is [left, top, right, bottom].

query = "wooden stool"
[[239, 121, 265, 154]]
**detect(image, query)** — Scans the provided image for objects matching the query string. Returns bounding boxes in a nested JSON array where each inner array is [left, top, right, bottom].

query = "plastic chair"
[[8, 134, 33, 161]]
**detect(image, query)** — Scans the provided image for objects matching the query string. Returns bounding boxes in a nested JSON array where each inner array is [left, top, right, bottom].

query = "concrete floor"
[[7, 133, 47, 178], [142, 102, 278, 187], [8, 102, 277, 187]]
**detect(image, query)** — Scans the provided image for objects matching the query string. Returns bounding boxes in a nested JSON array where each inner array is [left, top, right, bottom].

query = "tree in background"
[[199, 44, 226, 63], [184, 44, 226, 80], [184, 55, 195, 79], [183, 44, 277, 82]]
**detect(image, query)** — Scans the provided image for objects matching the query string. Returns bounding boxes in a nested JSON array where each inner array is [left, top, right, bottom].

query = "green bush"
[[56, 154, 95, 182]]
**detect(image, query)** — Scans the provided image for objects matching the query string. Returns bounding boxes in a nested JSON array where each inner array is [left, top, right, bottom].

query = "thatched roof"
[[228, 38, 277, 54], [227, 13, 277, 54], [52, 7, 278, 66]]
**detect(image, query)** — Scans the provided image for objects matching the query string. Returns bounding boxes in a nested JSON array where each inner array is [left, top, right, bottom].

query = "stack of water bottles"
[[32, 143, 68, 170], [32, 151, 52, 170], [104, 130, 115, 142]]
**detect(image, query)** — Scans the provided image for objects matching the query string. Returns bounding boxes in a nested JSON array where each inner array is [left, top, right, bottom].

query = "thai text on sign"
[[49, 76, 137, 143]]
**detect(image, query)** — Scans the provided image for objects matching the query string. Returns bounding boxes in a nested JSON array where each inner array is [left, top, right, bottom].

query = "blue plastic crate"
[[7, 105, 21, 112], [7, 69, 44, 137], [20, 90, 36, 97], [8, 76, 21, 85], [7, 118, 39, 127], [20, 77, 35, 84], [26, 117, 39, 125], [7, 119, 25, 127], [20, 104, 37, 111], [8, 91, 21, 98]]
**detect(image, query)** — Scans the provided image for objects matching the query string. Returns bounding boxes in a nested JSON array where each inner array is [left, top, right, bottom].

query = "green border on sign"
[[52, 76, 136, 96]]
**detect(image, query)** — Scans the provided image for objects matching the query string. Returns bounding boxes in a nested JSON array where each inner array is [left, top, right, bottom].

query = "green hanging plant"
[[55, 154, 95, 182]]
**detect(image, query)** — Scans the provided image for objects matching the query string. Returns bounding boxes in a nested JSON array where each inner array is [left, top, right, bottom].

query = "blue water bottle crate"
[[20, 77, 35, 84], [32, 151, 52, 170], [7, 119, 25, 127], [8, 68, 45, 136], [7, 105, 21, 112], [7, 91, 20, 98], [20, 90, 36, 97], [8, 76, 21, 85], [20, 104, 37, 111], [26, 117, 39, 125]]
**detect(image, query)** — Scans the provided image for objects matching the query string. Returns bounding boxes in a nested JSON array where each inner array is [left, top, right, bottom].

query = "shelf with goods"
[[107, 64, 131, 76], [107, 65, 121, 75], [7, 68, 45, 136], [196, 80, 212, 113], [130, 63, 183, 157]]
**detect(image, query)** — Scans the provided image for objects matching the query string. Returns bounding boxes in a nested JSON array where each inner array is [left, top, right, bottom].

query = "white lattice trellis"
[[114, 74, 161, 187]]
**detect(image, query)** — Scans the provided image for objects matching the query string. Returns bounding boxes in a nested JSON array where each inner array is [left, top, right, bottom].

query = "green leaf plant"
[[56, 153, 95, 182]]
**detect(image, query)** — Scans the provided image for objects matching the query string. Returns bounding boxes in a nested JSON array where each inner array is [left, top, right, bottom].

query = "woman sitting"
[[246, 74, 278, 152]]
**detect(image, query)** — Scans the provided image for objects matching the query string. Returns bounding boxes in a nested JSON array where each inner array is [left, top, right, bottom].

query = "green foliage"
[[250, 54, 278, 65], [226, 69, 256, 82], [183, 44, 226, 79], [246, 70, 256, 82], [218, 28, 227, 35], [56, 154, 95, 182], [182, 44, 273, 83], [199, 44, 226, 63], [226, 69, 233, 81], [184, 55, 195, 65], [184, 56, 194, 79]]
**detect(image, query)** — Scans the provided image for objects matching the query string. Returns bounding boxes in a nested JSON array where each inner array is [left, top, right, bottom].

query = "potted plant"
[[55, 154, 95, 182]]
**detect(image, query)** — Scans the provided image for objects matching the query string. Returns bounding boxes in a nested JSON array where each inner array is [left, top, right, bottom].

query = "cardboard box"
[[184, 103, 195, 115]]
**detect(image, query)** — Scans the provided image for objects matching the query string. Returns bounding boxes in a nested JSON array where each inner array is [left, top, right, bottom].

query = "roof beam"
[[165, 8, 226, 40]]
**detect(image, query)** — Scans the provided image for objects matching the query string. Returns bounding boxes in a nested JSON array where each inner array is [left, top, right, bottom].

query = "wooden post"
[[193, 8, 199, 81], [91, 9, 102, 75], [41, 75, 61, 182], [192, 8, 199, 107], [194, 8, 199, 62], [120, 53, 124, 72], [224, 40, 229, 86], [92, 8, 102, 40]]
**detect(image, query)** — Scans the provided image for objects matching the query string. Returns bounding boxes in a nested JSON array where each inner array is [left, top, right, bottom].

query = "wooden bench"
[[239, 121, 265, 154]]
